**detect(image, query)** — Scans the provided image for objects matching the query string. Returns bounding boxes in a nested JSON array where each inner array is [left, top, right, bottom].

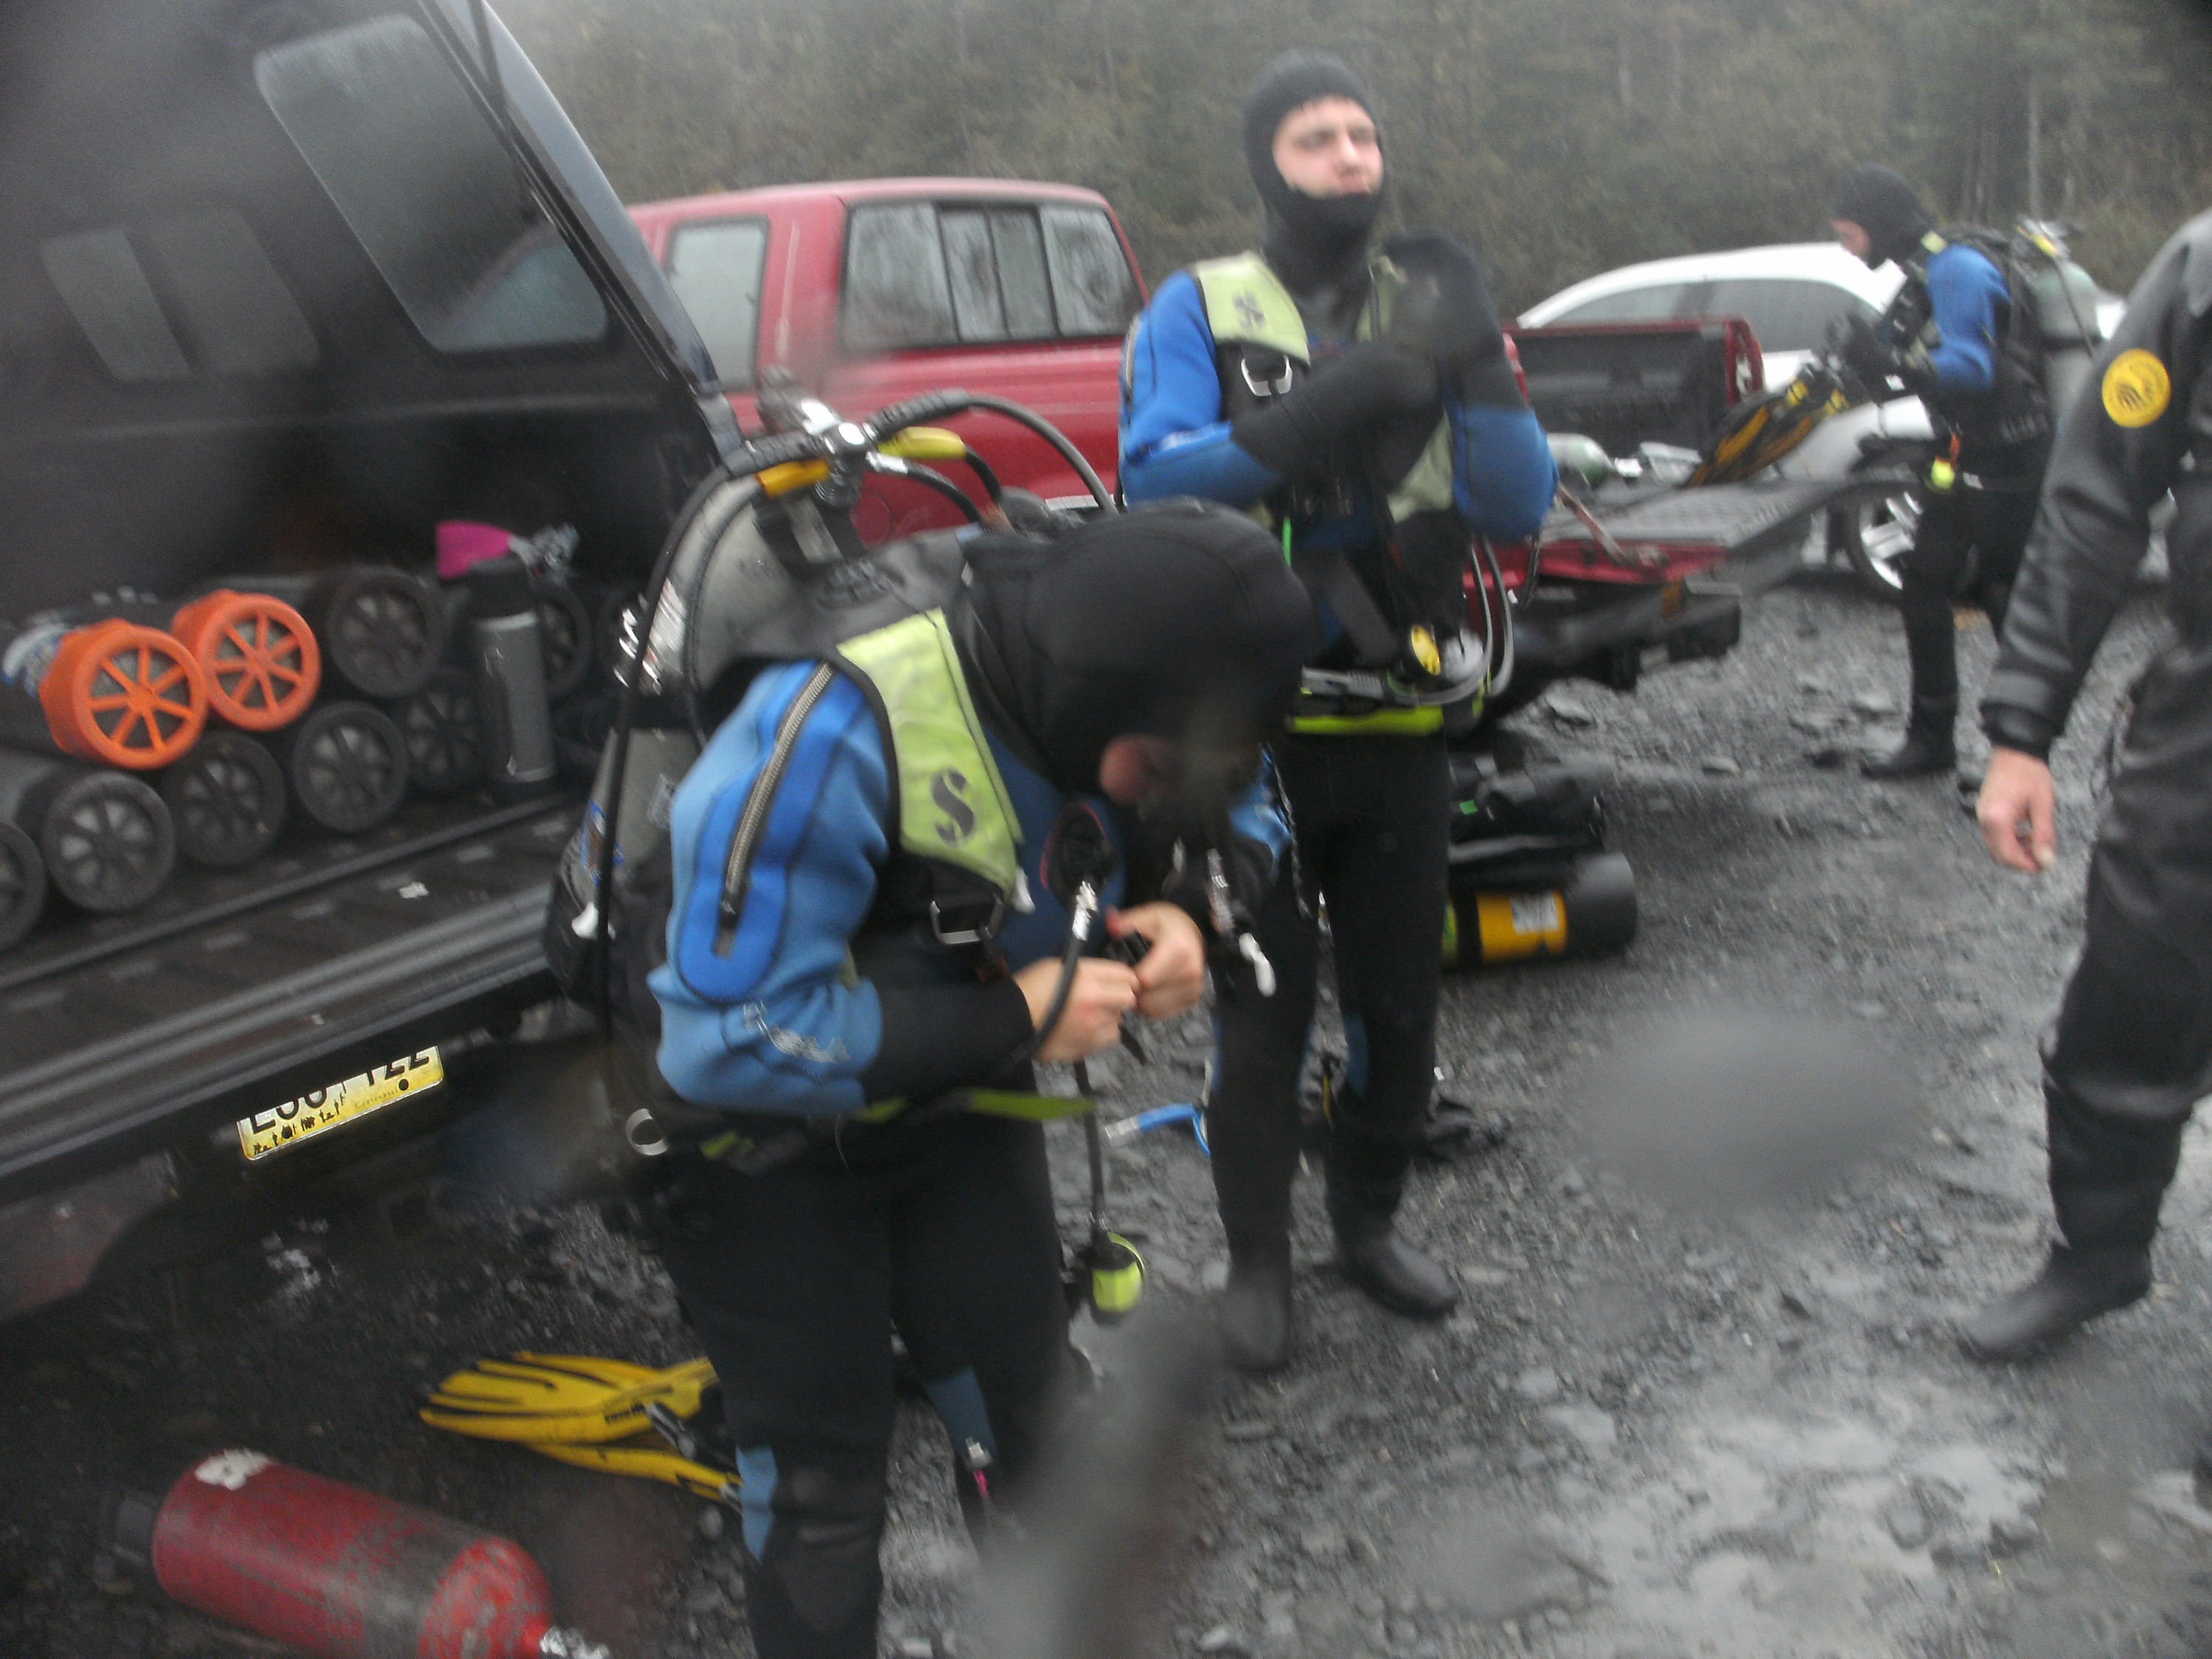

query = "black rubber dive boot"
[[1326, 1172, 1457, 1321], [1863, 699, 1958, 779], [1218, 1239, 1294, 1374], [1957, 1245, 2152, 1364]]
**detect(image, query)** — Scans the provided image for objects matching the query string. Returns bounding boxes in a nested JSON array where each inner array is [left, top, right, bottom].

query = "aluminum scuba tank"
[[1443, 849, 1638, 968], [102, 1451, 608, 1659], [0, 616, 208, 769], [0, 751, 176, 913], [159, 729, 288, 869], [465, 554, 557, 800]]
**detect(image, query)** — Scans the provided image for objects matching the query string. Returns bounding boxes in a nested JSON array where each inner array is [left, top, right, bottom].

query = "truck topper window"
[[254, 13, 605, 355], [667, 218, 768, 389], [841, 200, 1138, 355]]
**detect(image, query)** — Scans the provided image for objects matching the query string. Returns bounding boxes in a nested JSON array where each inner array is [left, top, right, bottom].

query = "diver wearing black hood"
[[1830, 164, 2055, 780], [1121, 51, 1558, 1371], [647, 503, 1316, 1659]]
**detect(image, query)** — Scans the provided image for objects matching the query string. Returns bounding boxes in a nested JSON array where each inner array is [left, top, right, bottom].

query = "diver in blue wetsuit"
[[646, 504, 1317, 1659], [1120, 51, 1557, 1372], [1832, 164, 2056, 779]]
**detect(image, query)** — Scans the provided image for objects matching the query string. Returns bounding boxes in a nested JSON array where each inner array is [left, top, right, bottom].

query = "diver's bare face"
[[1273, 97, 1382, 200]]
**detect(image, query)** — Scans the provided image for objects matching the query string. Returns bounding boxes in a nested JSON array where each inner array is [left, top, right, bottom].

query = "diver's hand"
[[1014, 956, 1138, 1063], [1978, 746, 2058, 874], [1108, 902, 1208, 1020]]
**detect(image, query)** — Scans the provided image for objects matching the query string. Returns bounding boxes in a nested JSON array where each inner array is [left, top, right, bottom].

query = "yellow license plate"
[[237, 1048, 445, 1162]]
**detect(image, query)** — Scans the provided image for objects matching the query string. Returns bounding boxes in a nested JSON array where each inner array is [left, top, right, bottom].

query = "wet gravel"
[[8, 568, 2212, 1659]]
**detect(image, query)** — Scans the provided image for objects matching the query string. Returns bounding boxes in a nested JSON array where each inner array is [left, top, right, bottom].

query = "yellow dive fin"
[[420, 1352, 716, 1445], [525, 1439, 741, 1506]]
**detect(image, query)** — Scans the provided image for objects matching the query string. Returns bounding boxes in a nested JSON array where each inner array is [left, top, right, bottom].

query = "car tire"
[[1829, 453, 1925, 605]]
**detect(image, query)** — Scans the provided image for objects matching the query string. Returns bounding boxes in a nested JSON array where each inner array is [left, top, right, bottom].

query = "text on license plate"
[[237, 1048, 445, 1162]]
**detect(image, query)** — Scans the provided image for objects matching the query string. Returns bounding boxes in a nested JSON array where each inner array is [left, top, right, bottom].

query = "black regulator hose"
[[866, 456, 985, 525], [869, 391, 1114, 512]]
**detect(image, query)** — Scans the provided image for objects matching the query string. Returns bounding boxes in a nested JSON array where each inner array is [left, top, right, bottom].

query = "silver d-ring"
[[624, 1107, 671, 1157]]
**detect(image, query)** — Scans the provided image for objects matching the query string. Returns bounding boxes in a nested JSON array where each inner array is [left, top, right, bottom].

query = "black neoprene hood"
[[1243, 50, 1385, 288], [1832, 164, 1935, 269]]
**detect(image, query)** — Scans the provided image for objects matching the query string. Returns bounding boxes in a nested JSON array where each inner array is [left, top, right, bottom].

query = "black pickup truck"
[[0, 0, 736, 1319]]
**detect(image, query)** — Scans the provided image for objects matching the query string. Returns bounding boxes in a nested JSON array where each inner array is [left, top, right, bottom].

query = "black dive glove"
[[1839, 313, 1899, 392], [1384, 232, 1523, 408], [1232, 341, 1439, 485]]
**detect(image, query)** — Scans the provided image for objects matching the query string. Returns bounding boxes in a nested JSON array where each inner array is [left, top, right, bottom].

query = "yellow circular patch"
[[2103, 349, 2172, 428], [1408, 626, 1441, 674]]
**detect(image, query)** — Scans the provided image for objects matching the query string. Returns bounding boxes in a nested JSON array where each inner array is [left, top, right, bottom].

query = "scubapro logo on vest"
[[931, 768, 975, 843]]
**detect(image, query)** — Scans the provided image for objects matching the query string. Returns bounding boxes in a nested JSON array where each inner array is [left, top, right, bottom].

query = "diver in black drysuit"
[[1119, 52, 1557, 1372], [1956, 209, 2212, 1364], [1829, 166, 2053, 780]]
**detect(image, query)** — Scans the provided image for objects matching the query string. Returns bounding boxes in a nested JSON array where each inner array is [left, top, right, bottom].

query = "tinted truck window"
[[841, 200, 1137, 352], [667, 218, 768, 387], [256, 14, 606, 354], [842, 202, 957, 352], [1040, 205, 1139, 336]]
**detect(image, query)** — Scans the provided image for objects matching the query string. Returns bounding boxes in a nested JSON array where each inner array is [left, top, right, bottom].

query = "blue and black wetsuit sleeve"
[[650, 661, 1032, 1116], [1120, 271, 1284, 507], [1919, 243, 2008, 394]]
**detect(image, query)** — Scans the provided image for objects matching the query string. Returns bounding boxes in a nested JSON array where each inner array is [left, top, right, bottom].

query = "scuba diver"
[[644, 504, 1318, 1659], [1958, 209, 2212, 1366], [1831, 164, 2056, 781], [1119, 50, 1557, 1372]]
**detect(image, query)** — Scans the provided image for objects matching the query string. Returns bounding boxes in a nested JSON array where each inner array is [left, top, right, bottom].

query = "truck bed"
[[0, 796, 577, 1199]]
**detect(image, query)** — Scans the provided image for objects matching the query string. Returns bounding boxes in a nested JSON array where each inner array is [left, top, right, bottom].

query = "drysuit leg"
[[1302, 734, 1454, 1210], [886, 1116, 1070, 1528], [1205, 860, 1324, 1256], [1962, 480, 2041, 633], [2043, 645, 2212, 1253], [653, 1154, 897, 1659], [1896, 485, 1975, 722]]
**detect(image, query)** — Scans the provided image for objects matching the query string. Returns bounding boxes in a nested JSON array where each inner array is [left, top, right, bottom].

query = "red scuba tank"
[[108, 1450, 607, 1659]]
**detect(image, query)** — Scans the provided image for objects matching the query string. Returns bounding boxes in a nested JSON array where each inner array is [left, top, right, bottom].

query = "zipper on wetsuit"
[[714, 664, 836, 954]]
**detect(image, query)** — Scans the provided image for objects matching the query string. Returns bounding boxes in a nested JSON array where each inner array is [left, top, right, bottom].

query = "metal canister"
[[465, 555, 557, 800]]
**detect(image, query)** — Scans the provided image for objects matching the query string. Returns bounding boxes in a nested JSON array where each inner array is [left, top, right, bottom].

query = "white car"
[[1520, 241, 2125, 598]]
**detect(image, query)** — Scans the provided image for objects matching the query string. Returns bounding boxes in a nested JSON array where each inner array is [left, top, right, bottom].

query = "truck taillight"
[[1503, 333, 1529, 402]]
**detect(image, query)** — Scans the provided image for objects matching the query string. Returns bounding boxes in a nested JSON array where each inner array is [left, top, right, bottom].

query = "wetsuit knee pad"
[[753, 1461, 887, 1639]]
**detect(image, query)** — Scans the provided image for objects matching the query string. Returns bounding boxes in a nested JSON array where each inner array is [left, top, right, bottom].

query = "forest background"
[[498, 0, 2212, 312]]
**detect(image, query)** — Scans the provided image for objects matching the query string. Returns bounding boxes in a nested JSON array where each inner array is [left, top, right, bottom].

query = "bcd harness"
[[580, 544, 1099, 1170], [1166, 251, 1480, 731], [1886, 226, 2104, 459]]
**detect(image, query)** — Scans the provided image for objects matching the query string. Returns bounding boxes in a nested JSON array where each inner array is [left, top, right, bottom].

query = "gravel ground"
[[7, 569, 2211, 1659]]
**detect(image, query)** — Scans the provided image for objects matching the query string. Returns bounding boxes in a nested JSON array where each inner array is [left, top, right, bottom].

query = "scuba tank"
[[222, 568, 447, 701], [389, 665, 487, 797], [102, 1452, 608, 1659], [0, 751, 176, 913], [2014, 222, 2107, 425], [1443, 849, 1638, 968], [159, 730, 288, 870], [159, 591, 321, 732], [0, 616, 209, 770], [0, 821, 44, 951], [464, 555, 557, 800], [271, 701, 408, 835]]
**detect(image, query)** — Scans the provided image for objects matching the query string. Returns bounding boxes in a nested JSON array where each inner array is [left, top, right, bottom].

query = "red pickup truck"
[[628, 178, 1144, 539]]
